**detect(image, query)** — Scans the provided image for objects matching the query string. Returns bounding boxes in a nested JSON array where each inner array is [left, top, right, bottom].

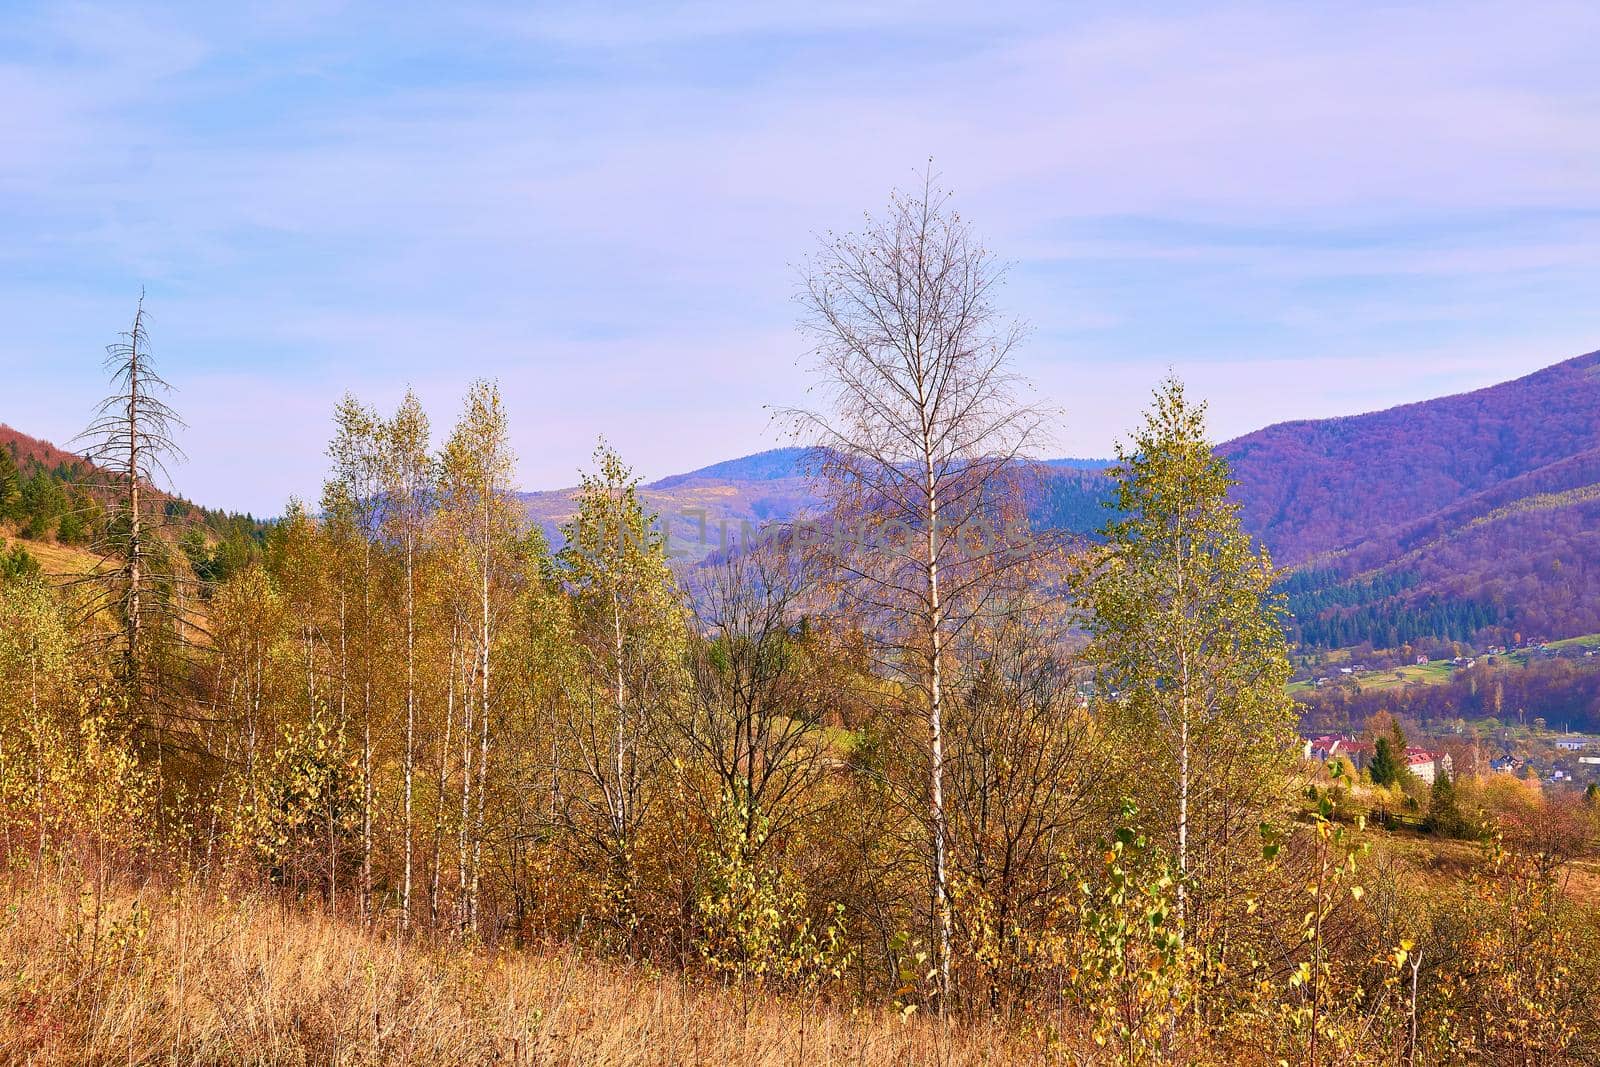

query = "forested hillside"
[[1223, 352, 1600, 564], [1233, 352, 1600, 648], [0, 422, 268, 586]]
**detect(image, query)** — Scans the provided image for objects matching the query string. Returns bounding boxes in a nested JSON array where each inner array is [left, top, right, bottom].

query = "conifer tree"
[[0, 446, 21, 523], [1424, 768, 1466, 837], [1370, 737, 1402, 788]]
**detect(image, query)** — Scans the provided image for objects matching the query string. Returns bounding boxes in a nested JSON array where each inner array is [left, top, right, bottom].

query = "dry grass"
[[7, 535, 102, 579], [0, 872, 1077, 1066]]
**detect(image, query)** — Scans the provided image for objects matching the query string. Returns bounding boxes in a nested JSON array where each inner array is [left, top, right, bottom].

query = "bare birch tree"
[[778, 169, 1054, 1006]]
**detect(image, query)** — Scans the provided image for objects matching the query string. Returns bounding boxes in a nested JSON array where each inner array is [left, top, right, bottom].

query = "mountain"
[[14, 349, 1596, 651], [1230, 351, 1600, 648], [1220, 351, 1600, 567], [518, 448, 827, 564], [0, 424, 87, 471], [521, 447, 1121, 565], [527, 350, 1600, 649]]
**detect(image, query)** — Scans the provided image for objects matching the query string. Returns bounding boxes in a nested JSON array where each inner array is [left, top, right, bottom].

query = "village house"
[[1304, 735, 1375, 773], [1406, 747, 1452, 784], [1303, 735, 1451, 783]]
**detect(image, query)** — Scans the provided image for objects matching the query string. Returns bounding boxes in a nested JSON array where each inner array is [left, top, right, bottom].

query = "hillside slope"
[[1222, 351, 1600, 565], [1232, 351, 1600, 648], [1, 423, 266, 582], [0, 424, 85, 470]]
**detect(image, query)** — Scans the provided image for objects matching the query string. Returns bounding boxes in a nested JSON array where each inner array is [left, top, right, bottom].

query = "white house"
[[1406, 747, 1452, 784]]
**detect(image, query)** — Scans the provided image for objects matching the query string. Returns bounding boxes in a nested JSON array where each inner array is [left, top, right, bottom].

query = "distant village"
[[1295, 635, 1600, 791]]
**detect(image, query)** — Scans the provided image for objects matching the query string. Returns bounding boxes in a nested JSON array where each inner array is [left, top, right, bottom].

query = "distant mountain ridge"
[[524, 350, 1600, 649], [519, 448, 1115, 565], [648, 448, 812, 488], [1221, 351, 1600, 567]]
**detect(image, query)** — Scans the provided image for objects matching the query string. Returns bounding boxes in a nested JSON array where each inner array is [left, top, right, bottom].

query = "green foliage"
[[1059, 803, 1194, 1061], [1424, 771, 1470, 838], [1369, 736, 1402, 788], [0, 447, 21, 522], [0, 540, 40, 582], [695, 795, 849, 995], [18, 469, 67, 540], [55, 508, 88, 545]]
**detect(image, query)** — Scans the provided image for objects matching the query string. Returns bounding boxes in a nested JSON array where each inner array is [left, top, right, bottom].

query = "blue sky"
[[5, 1, 1600, 514]]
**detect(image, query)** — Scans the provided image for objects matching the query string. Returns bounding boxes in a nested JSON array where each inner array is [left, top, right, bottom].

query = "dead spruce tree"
[[74, 293, 192, 747], [779, 169, 1053, 1008]]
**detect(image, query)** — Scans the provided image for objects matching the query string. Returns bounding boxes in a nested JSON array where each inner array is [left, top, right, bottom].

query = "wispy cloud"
[[3, 1, 1598, 512]]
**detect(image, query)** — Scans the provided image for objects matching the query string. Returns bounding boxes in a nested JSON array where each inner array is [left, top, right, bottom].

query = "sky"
[[4, 1, 1600, 515]]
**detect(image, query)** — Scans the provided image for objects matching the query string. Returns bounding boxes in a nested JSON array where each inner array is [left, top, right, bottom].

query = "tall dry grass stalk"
[[0, 871, 1081, 1065]]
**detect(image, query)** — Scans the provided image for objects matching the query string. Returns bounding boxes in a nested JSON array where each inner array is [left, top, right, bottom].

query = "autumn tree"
[[380, 390, 435, 930], [322, 395, 389, 919], [0, 572, 78, 867], [209, 562, 289, 828], [437, 380, 519, 931], [553, 441, 687, 946], [780, 169, 1053, 1005], [1077, 377, 1295, 955]]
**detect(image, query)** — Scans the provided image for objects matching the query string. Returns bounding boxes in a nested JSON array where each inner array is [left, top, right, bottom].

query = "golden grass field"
[[0, 871, 1103, 1067]]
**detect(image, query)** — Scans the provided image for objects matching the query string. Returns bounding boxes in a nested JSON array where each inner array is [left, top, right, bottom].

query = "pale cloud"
[[2, 1, 1598, 511]]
